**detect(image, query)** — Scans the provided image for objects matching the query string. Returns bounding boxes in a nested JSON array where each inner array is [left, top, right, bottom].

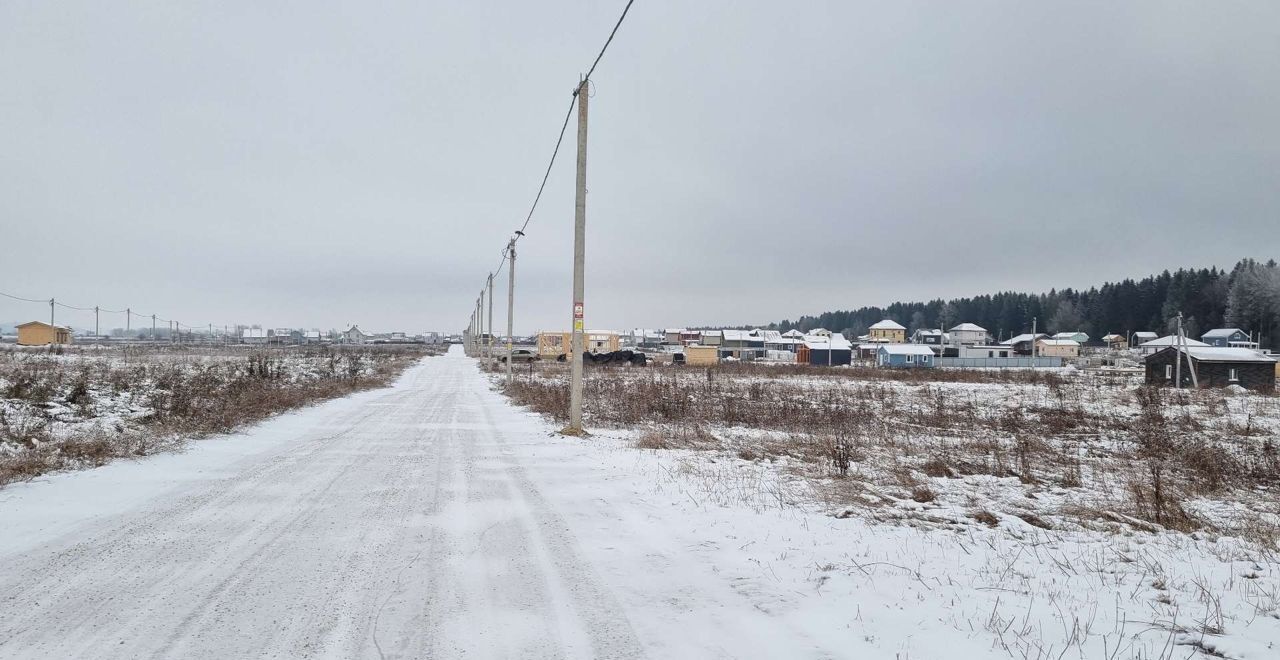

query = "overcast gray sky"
[[3, 1, 1278, 334]]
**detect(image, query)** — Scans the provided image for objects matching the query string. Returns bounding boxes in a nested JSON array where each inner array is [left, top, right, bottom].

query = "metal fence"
[[937, 356, 1064, 369]]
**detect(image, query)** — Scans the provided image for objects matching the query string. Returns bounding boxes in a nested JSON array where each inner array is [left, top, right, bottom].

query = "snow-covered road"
[[0, 347, 656, 659], [4, 346, 1278, 659]]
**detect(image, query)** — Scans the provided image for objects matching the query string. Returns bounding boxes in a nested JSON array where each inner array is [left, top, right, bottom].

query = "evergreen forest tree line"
[[770, 259, 1280, 349]]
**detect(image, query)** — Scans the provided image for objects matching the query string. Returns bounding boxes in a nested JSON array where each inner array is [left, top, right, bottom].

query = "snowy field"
[[495, 361, 1280, 657], [0, 348, 1274, 658], [0, 343, 437, 484]]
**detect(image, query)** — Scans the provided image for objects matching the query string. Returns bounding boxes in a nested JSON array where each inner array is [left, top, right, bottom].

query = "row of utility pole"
[[463, 78, 591, 434], [460, 0, 634, 435], [34, 296, 231, 343]]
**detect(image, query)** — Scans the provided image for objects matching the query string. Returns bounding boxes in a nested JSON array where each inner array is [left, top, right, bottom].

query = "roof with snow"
[[721, 330, 752, 341], [1000, 333, 1047, 345], [1201, 328, 1245, 338], [804, 335, 852, 350], [781, 329, 804, 338], [1154, 347, 1276, 363], [949, 323, 988, 332], [1036, 339, 1080, 346], [1138, 335, 1209, 348], [869, 320, 906, 331], [878, 344, 935, 356]]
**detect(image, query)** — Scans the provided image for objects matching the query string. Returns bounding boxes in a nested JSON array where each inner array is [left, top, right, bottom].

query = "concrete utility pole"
[[478, 290, 486, 360], [49, 298, 55, 326], [152, 314, 156, 342], [95, 306, 100, 338], [506, 238, 516, 385], [1174, 312, 1199, 389], [127, 308, 131, 335], [1175, 313, 1184, 389], [1031, 317, 1037, 368], [487, 272, 495, 370], [567, 78, 589, 434]]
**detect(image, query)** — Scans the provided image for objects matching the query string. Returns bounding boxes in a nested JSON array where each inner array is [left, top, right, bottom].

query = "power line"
[[516, 98, 577, 239], [0, 290, 50, 304], [582, 0, 635, 85], [511, 0, 636, 245]]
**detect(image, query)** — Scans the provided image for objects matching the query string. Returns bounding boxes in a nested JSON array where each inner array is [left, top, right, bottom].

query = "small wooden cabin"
[[16, 321, 72, 346], [683, 345, 719, 366]]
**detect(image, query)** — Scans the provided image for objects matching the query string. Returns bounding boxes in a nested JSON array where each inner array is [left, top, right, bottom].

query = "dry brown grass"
[[498, 360, 1280, 538], [0, 344, 438, 486]]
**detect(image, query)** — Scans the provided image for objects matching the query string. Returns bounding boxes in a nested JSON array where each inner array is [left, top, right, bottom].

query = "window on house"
[[1165, 365, 1172, 379], [1229, 368, 1239, 382], [988, 351, 995, 358], [906, 354, 914, 363]]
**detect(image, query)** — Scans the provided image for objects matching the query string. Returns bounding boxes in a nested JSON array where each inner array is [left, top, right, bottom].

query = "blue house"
[[1201, 328, 1256, 348], [876, 344, 936, 368]]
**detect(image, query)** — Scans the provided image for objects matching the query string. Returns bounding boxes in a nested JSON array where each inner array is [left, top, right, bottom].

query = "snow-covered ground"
[[1, 346, 1276, 658], [0, 344, 430, 482]]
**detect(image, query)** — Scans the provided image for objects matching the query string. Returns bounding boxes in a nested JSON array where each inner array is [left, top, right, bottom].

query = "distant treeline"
[[770, 258, 1280, 348]]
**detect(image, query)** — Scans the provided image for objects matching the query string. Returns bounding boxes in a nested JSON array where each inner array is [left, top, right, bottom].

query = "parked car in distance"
[[499, 348, 539, 363]]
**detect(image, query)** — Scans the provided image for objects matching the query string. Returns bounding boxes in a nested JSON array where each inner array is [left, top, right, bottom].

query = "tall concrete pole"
[[506, 239, 516, 385], [126, 308, 131, 335], [50, 298, 55, 326], [1031, 317, 1037, 369], [478, 290, 485, 360], [487, 272, 495, 370], [152, 314, 156, 342], [567, 79, 589, 434], [95, 306, 100, 338], [1175, 312, 1183, 389]]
